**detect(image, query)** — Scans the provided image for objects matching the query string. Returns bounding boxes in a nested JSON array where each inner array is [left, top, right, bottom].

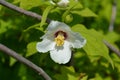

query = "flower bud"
[[50, 0, 69, 7], [57, 0, 69, 7], [65, 14, 73, 23]]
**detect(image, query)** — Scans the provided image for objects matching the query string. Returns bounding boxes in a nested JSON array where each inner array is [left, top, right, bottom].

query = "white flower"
[[57, 0, 69, 7], [50, 0, 69, 7], [36, 21, 86, 64]]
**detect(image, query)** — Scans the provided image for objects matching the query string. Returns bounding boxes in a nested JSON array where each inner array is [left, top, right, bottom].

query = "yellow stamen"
[[55, 33, 65, 46]]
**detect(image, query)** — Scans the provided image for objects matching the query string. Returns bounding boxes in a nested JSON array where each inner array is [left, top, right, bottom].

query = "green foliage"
[[40, 6, 53, 27], [54, 66, 78, 80], [104, 32, 120, 44], [20, 0, 44, 10], [72, 24, 114, 68], [0, 0, 120, 80], [71, 8, 97, 17], [10, 57, 17, 66], [26, 42, 37, 57]]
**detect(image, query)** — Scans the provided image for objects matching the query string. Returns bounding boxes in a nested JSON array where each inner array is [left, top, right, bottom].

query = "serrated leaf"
[[71, 8, 97, 17], [26, 42, 37, 57], [71, 24, 114, 68]]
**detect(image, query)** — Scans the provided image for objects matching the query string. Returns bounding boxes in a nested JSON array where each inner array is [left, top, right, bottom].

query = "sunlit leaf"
[[0, 20, 12, 34], [81, 75, 88, 80], [54, 66, 78, 80], [69, 0, 83, 9], [67, 74, 78, 80], [26, 42, 37, 57], [71, 24, 114, 68], [71, 8, 97, 17], [104, 32, 119, 43], [10, 57, 17, 66], [20, 0, 43, 10]]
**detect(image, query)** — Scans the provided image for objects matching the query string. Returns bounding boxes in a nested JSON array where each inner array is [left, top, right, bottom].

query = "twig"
[[0, 0, 51, 23], [0, 43, 52, 80], [103, 40, 120, 57], [108, 0, 117, 31], [107, 0, 120, 57]]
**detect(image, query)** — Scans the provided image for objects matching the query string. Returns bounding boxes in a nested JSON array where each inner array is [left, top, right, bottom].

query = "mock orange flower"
[[36, 21, 86, 64]]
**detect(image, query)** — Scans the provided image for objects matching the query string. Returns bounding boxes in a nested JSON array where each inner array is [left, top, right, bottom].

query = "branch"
[[0, 43, 51, 80], [0, 0, 51, 23], [103, 40, 120, 57], [108, 0, 117, 31]]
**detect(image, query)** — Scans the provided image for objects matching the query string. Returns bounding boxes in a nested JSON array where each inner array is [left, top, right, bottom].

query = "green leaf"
[[40, 6, 53, 27], [71, 8, 97, 17], [0, 20, 12, 34], [18, 64, 27, 76], [67, 74, 78, 80], [103, 32, 119, 50], [113, 53, 120, 72], [94, 73, 103, 80], [69, 0, 83, 9], [0, 5, 3, 11], [81, 75, 88, 80], [13, 0, 20, 4], [61, 66, 75, 73], [62, 0, 83, 22], [20, 0, 43, 10], [104, 32, 119, 43], [71, 24, 114, 68], [26, 42, 37, 57], [10, 57, 17, 66], [54, 66, 78, 80]]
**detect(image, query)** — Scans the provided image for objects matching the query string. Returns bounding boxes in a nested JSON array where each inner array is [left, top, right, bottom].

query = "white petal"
[[69, 32, 86, 48], [36, 39, 55, 53], [41, 31, 54, 40], [47, 21, 71, 32], [50, 41, 71, 64], [57, 0, 69, 7]]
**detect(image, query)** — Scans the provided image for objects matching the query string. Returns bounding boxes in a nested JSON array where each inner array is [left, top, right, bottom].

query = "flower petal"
[[36, 39, 55, 53], [50, 41, 71, 64], [47, 21, 71, 32], [69, 32, 86, 48], [57, 0, 69, 7]]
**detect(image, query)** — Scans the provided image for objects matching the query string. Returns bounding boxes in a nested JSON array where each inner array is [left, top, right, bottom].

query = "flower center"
[[55, 31, 66, 46]]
